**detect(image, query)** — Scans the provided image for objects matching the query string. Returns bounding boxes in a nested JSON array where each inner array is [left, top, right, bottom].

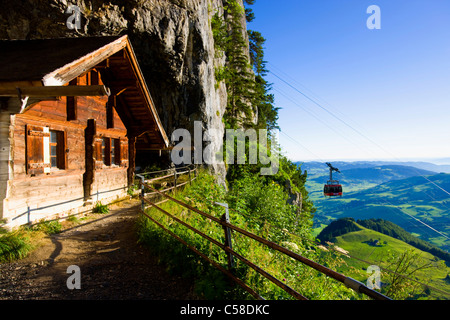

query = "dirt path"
[[0, 199, 198, 300]]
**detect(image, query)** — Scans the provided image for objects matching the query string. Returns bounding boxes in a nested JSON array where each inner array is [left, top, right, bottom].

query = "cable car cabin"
[[323, 163, 343, 197], [324, 182, 343, 197]]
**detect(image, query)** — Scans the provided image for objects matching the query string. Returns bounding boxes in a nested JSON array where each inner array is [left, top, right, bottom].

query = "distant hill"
[[317, 217, 362, 243], [324, 221, 450, 300], [310, 165, 436, 186], [318, 218, 450, 262], [303, 162, 440, 202], [311, 172, 450, 251], [298, 161, 450, 175]]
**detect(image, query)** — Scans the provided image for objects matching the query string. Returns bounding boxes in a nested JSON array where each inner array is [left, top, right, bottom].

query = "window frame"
[[48, 129, 67, 171], [26, 125, 67, 176], [94, 136, 128, 170]]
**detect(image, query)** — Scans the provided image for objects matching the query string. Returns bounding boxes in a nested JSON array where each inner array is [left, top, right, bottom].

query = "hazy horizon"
[[250, 1, 450, 164], [291, 157, 450, 166]]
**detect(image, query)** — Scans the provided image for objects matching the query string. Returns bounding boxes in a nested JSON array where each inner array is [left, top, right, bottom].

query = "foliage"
[[319, 217, 450, 262], [384, 249, 433, 300], [211, 12, 229, 55], [30, 219, 62, 235], [317, 218, 362, 243], [211, 0, 278, 131], [0, 229, 33, 263], [93, 202, 109, 214], [225, 172, 309, 243], [137, 170, 359, 300], [310, 168, 450, 251], [357, 218, 450, 262]]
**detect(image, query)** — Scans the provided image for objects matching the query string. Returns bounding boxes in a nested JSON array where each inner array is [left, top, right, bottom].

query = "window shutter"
[[120, 138, 128, 167], [114, 139, 121, 165], [94, 136, 103, 170], [26, 125, 50, 175], [57, 130, 68, 169], [104, 137, 111, 166]]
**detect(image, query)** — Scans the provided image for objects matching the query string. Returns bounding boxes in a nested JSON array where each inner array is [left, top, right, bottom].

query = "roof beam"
[[0, 85, 111, 97]]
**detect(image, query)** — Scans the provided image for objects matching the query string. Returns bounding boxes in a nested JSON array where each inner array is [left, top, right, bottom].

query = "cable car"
[[324, 162, 343, 197]]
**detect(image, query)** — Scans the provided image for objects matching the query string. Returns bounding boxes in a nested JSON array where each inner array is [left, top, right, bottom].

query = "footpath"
[[0, 199, 198, 300]]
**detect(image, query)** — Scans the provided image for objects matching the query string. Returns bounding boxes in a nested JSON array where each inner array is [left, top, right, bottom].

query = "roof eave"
[[39, 35, 169, 148], [41, 35, 128, 86], [122, 37, 170, 148]]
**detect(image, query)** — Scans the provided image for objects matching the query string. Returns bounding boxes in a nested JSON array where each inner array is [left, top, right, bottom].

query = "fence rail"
[[136, 167, 391, 301]]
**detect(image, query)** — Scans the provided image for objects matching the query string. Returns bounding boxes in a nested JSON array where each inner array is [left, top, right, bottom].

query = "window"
[[49, 130, 66, 170], [50, 131, 58, 168], [102, 137, 114, 166], [111, 138, 118, 165], [26, 126, 66, 175], [101, 137, 107, 165], [119, 138, 128, 167], [93, 136, 128, 169]]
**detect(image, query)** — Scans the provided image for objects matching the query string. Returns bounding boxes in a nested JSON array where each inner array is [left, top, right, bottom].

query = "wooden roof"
[[0, 35, 169, 149]]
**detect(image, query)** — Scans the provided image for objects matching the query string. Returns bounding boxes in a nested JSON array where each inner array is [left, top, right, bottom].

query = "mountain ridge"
[[301, 161, 450, 251], [310, 164, 436, 186], [318, 217, 450, 262], [298, 160, 450, 175]]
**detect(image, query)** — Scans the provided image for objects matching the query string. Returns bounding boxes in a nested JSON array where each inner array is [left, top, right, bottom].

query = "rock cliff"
[[0, 0, 251, 179]]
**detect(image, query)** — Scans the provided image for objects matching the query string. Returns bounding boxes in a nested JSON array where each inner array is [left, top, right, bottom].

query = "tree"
[[212, 0, 279, 131], [384, 249, 432, 300], [220, 0, 256, 129], [248, 30, 279, 130], [243, 0, 256, 22]]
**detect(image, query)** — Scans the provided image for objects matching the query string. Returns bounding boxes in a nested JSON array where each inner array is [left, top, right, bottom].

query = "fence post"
[[215, 202, 235, 271], [188, 167, 192, 185], [136, 174, 145, 211], [174, 170, 178, 190]]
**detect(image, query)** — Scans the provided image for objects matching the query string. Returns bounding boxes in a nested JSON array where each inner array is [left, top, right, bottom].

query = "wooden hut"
[[0, 35, 169, 229]]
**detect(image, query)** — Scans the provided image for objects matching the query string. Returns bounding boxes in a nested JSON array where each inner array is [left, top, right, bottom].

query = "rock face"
[[0, 0, 247, 180]]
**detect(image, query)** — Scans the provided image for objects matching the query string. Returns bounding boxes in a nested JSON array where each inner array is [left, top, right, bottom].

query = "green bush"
[[30, 220, 62, 235], [137, 169, 358, 300], [93, 202, 109, 214], [0, 230, 33, 263]]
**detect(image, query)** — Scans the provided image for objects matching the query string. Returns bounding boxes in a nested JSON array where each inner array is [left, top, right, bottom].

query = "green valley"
[[317, 218, 450, 300], [300, 162, 450, 252]]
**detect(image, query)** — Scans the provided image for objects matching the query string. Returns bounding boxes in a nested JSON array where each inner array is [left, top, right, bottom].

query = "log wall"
[[0, 111, 13, 222], [2, 70, 131, 228]]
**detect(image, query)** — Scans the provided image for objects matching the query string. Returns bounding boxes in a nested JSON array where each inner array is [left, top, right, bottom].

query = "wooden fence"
[[135, 166, 391, 300]]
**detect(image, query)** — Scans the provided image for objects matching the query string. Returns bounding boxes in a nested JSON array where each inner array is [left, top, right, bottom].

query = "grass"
[[0, 201, 111, 264], [136, 170, 363, 300], [311, 177, 450, 251], [30, 220, 62, 235], [332, 224, 450, 300], [93, 202, 109, 214], [0, 229, 34, 263], [0, 217, 64, 263]]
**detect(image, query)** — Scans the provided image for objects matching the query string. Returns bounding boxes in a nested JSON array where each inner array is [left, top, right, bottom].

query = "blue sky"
[[248, 0, 450, 163]]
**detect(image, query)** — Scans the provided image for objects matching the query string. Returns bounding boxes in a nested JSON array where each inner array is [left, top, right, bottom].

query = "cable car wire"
[[271, 66, 450, 239], [269, 68, 450, 197]]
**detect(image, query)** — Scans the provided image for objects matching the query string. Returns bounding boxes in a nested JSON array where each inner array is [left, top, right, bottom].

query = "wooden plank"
[[122, 41, 169, 147], [42, 36, 129, 86], [0, 85, 111, 97], [107, 95, 116, 129], [26, 124, 45, 175]]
